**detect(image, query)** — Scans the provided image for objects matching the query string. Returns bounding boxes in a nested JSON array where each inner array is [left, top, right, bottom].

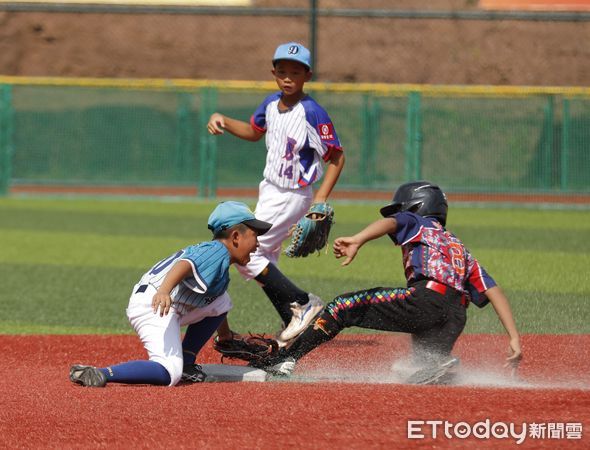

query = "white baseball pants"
[[236, 179, 313, 279], [126, 283, 232, 386]]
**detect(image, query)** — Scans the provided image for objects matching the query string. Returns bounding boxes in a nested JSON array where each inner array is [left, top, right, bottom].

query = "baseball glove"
[[213, 333, 279, 363], [284, 202, 334, 258]]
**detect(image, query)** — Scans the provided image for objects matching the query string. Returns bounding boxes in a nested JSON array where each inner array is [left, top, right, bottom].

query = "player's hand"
[[333, 237, 361, 266], [207, 113, 225, 135], [504, 337, 522, 378], [152, 291, 172, 317]]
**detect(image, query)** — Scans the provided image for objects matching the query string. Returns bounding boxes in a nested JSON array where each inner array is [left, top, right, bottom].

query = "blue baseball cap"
[[208, 201, 272, 237], [272, 42, 312, 70]]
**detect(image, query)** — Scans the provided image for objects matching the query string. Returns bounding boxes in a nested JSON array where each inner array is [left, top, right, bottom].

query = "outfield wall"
[[0, 77, 589, 199]]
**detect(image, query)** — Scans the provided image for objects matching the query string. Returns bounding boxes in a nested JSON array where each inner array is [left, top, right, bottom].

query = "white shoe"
[[278, 294, 324, 342], [275, 323, 289, 348]]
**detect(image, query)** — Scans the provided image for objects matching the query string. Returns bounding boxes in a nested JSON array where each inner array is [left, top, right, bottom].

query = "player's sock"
[[255, 263, 309, 323], [99, 360, 171, 385], [182, 313, 227, 365], [287, 311, 342, 360]]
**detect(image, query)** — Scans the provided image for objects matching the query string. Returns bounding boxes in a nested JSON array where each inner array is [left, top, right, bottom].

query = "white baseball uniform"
[[236, 92, 343, 279], [127, 241, 233, 385]]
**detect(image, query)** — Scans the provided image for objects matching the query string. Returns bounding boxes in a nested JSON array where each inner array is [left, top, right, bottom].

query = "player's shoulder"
[[301, 95, 334, 127], [394, 211, 446, 231], [260, 92, 282, 106], [301, 94, 329, 114], [393, 211, 426, 224], [183, 240, 229, 260]]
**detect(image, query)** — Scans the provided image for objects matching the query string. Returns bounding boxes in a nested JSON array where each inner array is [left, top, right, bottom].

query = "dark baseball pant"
[[288, 279, 467, 365]]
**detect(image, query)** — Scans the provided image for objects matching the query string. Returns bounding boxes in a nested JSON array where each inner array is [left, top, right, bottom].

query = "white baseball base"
[[201, 364, 269, 382]]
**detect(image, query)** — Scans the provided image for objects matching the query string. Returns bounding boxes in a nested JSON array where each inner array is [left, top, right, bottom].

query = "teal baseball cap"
[[208, 201, 272, 237], [272, 42, 312, 70]]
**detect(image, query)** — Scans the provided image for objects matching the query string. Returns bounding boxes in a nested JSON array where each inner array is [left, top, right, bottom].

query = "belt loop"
[[461, 295, 469, 308], [135, 284, 148, 294]]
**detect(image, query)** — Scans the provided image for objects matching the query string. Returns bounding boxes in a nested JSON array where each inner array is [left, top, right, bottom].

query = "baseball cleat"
[[249, 353, 296, 377], [267, 357, 296, 377], [405, 356, 460, 385], [181, 364, 207, 383], [279, 294, 324, 342], [254, 356, 296, 377], [69, 365, 107, 387]]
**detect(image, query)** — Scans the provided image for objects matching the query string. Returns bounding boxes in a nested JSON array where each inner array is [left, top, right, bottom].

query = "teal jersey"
[[139, 241, 231, 314]]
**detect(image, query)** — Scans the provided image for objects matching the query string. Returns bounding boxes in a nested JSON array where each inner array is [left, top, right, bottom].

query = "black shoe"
[[181, 364, 207, 383], [70, 365, 107, 387]]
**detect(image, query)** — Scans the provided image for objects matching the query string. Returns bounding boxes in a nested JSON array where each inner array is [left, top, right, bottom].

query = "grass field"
[[1, 196, 589, 335]]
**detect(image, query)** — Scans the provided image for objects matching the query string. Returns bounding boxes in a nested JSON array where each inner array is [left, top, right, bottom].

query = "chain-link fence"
[[1, 78, 589, 199]]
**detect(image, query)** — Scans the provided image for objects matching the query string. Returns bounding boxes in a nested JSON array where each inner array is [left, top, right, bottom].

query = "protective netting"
[[1, 82, 588, 197]]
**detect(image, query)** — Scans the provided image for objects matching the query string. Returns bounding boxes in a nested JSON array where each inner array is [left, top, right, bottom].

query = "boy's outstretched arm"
[[313, 151, 345, 203], [485, 286, 522, 374], [333, 217, 397, 266], [207, 113, 264, 142]]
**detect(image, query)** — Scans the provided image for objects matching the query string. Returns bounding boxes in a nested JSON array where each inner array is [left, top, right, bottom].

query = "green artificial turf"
[[0, 197, 588, 334]]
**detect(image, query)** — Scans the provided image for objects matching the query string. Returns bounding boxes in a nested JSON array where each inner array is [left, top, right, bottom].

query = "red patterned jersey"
[[388, 212, 496, 307]]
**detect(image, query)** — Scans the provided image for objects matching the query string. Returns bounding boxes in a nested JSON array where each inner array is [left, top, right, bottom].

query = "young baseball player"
[[69, 201, 272, 387], [254, 181, 522, 383], [207, 42, 345, 346]]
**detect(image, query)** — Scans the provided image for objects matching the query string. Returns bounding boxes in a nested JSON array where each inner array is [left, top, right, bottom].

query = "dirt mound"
[[0, 6, 588, 85]]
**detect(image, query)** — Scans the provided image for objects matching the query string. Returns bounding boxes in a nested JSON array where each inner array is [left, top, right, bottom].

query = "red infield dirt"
[[1, 334, 589, 449]]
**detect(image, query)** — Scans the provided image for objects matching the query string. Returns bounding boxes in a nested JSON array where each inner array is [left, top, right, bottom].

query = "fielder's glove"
[[284, 202, 334, 258], [213, 333, 279, 363]]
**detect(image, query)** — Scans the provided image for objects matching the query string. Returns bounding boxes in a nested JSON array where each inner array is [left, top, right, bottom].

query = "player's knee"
[[152, 356, 183, 386]]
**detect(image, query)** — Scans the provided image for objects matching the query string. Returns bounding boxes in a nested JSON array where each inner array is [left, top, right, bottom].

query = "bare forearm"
[[314, 151, 345, 203], [157, 260, 192, 294], [220, 116, 263, 141], [216, 317, 232, 340], [334, 216, 396, 266], [152, 260, 192, 316], [353, 218, 397, 247], [486, 286, 520, 339]]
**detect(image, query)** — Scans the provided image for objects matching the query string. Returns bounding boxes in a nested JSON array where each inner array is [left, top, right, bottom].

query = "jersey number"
[[149, 250, 183, 275], [448, 243, 466, 276], [278, 164, 294, 179], [278, 137, 297, 179]]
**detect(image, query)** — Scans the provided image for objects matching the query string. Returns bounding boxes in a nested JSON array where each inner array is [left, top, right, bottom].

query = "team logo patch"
[[288, 45, 300, 55], [318, 123, 334, 140]]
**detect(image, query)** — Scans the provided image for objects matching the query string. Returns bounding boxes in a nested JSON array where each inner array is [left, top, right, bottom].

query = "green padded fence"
[[0, 77, 588, 198], [0, 84, 14, 195]]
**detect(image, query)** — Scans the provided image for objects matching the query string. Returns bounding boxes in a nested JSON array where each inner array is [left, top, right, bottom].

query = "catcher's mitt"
[[213, 333, 279, 362], [284, 202, 334, 258]]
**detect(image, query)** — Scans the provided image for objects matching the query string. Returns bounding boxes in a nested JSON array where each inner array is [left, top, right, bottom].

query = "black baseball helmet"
[[380, 181, 448, 226]]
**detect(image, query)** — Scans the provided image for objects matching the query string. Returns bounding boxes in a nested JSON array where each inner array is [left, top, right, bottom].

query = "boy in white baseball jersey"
[[207, 42, 345, 345], [69, 201, 272, 387]]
